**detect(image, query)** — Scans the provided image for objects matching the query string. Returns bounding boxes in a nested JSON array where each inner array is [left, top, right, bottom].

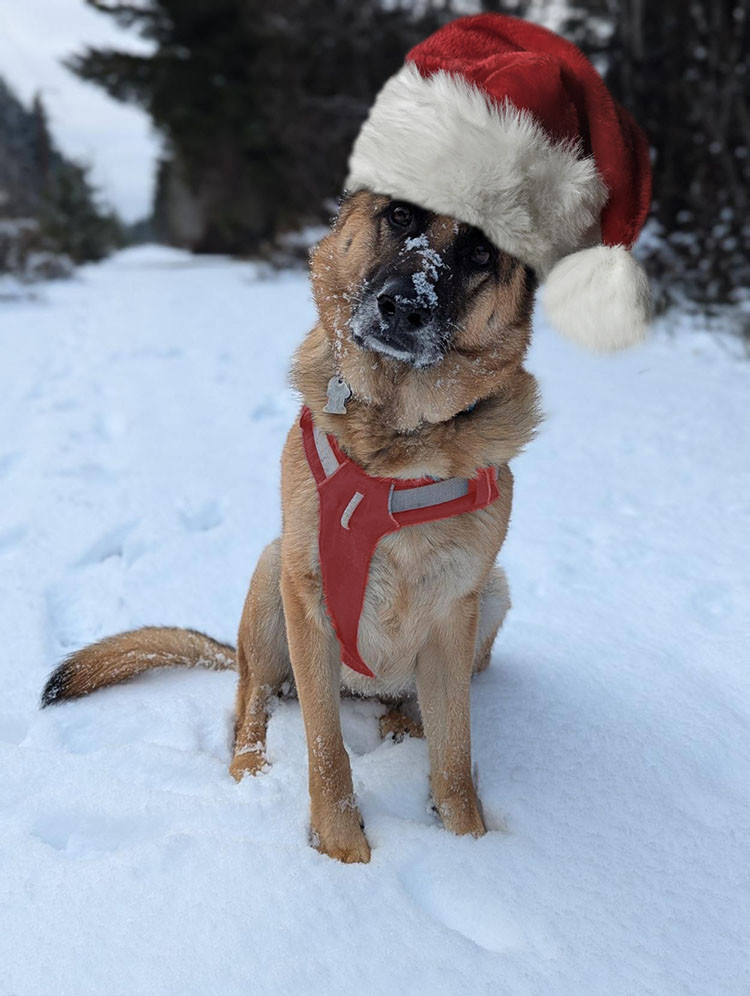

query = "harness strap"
[[310, 417, 490, 519], [299, 406, 500, 677]]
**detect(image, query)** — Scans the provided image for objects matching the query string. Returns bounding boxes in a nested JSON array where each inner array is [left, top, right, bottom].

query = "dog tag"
[[324, 376, 352, 415]]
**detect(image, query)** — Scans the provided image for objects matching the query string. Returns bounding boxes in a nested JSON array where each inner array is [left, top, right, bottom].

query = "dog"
[[41, 191, 541, 863]]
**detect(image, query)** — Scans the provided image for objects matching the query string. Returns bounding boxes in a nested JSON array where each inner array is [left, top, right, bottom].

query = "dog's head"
[[311, 191, 536, 379]]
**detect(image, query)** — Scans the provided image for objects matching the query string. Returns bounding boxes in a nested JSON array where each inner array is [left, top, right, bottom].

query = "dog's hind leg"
[[473, 565, 511, 675], [230, 539, 292, 780], [379, 697, 424, 741]]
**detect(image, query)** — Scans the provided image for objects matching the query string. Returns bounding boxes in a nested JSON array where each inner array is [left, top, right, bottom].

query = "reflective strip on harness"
[[390, 475, 469, 512], [312, 419, 473, 515]]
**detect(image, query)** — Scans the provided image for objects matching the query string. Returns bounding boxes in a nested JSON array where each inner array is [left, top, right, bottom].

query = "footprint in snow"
[[339, 697, 383, 756], [30, 809, 163, 859], [53, 462, 116, 485], [0, 524, 27, 555], [75, 521, 139, 568], [0, 712, 28, 746], [45, 584, 87, 653], [0, 451, 21, 479], [48, 397, 82, 414], [399, 858, 524, 953], [179, 498, 224, 533], [689, 579, 734, 623], [251, 397, 284, 420], [94, 410, 128, 441], [44, 574, 124, 656]]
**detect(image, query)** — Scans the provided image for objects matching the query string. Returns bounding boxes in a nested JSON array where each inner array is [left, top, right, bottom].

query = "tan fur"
[[41, 627, 235, 706], [230, 539, 290, 780], [379, 706, 424, 742], [42, 191, 540, 864], [238, 193, 539, 859]]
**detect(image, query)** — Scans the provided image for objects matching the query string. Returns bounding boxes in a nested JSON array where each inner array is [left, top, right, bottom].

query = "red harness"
[[300, 406, 500, 678]]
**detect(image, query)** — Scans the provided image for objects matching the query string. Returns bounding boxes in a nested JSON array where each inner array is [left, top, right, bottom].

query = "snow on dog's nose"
[[349, 235, 451, 369], [376, 274, 433, 339]]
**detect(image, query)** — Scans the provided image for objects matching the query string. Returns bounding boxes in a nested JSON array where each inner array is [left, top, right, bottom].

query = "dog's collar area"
[[324, 375, 352, 415], [309, 414, 475, 517], [300, 405, 500, 678], [324, 372, 483, 428]]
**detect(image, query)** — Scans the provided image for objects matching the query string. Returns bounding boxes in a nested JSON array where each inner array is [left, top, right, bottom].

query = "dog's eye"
[[387, 203, 414, 230], [470, 243, 492, 267]]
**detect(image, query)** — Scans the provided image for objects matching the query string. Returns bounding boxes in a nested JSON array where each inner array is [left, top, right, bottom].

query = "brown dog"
[[42, 192, 541, 863]]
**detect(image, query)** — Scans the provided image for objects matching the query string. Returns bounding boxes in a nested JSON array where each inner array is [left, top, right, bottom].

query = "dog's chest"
[[344, 521, 486, 693]]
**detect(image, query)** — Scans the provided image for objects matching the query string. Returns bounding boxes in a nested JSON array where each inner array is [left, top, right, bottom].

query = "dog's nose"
[[376, 277, 432, 333]]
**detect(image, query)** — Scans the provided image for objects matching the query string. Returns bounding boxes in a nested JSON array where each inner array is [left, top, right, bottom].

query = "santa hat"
[[346, 14, 652, 351]]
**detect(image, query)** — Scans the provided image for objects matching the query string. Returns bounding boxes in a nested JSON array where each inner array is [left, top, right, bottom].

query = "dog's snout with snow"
[[350, 201, 453, 368], [363, 262, 443, 366], [313, 191, 536, 389], [346, 197, 521, 369]]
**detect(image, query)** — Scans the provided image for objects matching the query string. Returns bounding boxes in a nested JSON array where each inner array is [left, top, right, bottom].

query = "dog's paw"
[[229, 746, 268, 781], [434, 788, 486, 838], [311, 813, 371, 864], [315, 830, 371, 864], [378, 710, 424, 742]]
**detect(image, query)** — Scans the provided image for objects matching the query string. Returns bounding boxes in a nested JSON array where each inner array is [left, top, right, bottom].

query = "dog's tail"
[[40, 626, 236, 707]]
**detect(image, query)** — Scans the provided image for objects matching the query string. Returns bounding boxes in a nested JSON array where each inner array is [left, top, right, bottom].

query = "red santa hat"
[[346, 14, 652, 351]]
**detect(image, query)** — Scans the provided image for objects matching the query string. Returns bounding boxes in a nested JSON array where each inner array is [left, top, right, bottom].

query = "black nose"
[[376, 277, 432, 333]]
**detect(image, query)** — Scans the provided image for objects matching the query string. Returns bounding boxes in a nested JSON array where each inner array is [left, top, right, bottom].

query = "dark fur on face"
[[313, 191, 536, 371], [308, 191, 538, 432], [349, 199, 533, 368]]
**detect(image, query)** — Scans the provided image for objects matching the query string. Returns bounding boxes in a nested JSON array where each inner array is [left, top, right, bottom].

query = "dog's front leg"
[[280, 570, 371, 864], [416, 594, 486, 838]]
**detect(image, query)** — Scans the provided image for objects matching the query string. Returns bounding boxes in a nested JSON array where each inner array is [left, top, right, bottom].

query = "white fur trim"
[[541, 245, 650, 351], [346, 63, 607, 273]]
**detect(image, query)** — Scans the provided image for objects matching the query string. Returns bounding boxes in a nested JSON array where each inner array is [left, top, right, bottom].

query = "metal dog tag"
[[324, 376, 352, 415]]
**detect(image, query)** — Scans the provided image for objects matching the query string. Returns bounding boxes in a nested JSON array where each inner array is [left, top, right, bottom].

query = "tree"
[[481, 0, 750, 316], [68, 0, 748, 318], [0, 77, 122, 274], [606, 0, 749, 311], [69, 0, 459, 252]]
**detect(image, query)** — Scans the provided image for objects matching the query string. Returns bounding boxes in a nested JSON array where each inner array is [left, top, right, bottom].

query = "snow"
[[1, 246, 749, 995], [404, 233, 445, 309]]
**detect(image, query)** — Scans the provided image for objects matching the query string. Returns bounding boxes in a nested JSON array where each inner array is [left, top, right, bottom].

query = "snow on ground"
[[1, 246, 748, 996]]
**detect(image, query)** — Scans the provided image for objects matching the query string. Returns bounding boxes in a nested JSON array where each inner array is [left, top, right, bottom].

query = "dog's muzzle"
[[350, 274, 444, 368]]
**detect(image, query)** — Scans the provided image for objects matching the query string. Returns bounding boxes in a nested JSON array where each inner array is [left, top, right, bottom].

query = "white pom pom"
[[541, 245, 651, 352]]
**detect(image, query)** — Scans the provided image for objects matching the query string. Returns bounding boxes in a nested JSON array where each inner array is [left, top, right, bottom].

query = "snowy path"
[[1, 247, 748, 996]]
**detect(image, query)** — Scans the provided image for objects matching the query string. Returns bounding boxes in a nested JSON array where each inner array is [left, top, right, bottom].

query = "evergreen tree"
[[67, 0, 748, 315], [0, 77, 122, 273], [606, 0, 749, 310], [69, 0, 459, 252], [534, 0, 748, 312]]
